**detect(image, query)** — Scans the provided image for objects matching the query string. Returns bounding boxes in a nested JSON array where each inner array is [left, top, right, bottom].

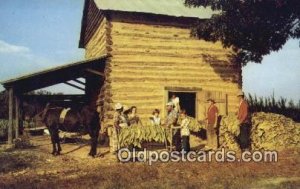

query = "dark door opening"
[[168, 91, 196, 117]]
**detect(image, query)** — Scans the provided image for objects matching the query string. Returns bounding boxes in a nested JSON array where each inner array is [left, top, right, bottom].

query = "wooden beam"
[[64, 82, 85, 91], [85, 68, 105, 77], [73, 79, 86, 86], [15, 95, 19, 138], [8, 88, 13, 144], [23, 95, 86, 102], [165, 86, 202, 92]]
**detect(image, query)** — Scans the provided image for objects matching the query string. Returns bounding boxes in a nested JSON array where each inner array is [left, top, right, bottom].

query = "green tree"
[[185, 0, 300, 65]]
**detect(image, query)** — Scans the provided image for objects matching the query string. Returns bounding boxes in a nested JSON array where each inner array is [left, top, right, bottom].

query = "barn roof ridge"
[[94, 0, 215, 19], [79, 0, 216, 48]]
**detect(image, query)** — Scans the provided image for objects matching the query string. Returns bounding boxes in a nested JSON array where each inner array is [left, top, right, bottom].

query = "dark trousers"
[[239, 123, 251, 150], [173, 129, 181, 151], [181, 136, 190, 153], [89, 125, 100, 156]]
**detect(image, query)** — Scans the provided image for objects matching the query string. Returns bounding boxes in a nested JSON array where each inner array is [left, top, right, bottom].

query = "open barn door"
[[196, 91, 228, 121]]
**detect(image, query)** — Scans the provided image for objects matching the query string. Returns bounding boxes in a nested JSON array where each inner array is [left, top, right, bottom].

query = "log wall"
[[85, 17, 108, 58], [85, 20, 242, 128]]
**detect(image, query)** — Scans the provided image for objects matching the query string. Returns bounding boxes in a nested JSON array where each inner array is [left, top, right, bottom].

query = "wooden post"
[[15, 95, 20, 138], [19, 96, 24, 135], [170, 128, 173, 151], [8, 88, 13, 144]]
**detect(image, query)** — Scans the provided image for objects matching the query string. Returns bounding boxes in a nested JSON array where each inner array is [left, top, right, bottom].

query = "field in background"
[[247, 94, 300, 122]]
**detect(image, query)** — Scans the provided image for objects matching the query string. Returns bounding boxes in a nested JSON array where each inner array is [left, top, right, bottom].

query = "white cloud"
[[0, 40, 30, 54]]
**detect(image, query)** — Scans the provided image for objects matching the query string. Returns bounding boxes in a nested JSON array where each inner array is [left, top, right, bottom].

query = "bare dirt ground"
[[0, 135, 299, 189]]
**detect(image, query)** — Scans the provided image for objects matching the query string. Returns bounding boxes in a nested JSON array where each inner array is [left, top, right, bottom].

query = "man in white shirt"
[[171, 94, 181, 113]]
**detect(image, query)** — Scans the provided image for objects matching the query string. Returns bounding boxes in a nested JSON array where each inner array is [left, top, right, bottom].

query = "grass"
[[0, 147, 299, 189]]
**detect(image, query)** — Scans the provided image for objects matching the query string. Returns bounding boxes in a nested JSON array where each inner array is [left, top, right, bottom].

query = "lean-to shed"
[[79, 0, 242, 129]]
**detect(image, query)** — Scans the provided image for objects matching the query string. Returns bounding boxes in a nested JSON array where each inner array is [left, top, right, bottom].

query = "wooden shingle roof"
[[94, 0, 214, 19], [79, 0, 215, 48]]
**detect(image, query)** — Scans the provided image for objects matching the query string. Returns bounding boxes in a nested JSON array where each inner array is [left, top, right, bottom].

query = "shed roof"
[[1, 55, 107, 93], [94, 0, 214, 19]]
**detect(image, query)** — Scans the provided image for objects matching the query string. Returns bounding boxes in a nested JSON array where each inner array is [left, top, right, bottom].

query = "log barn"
[[79, 0, 242, 129], [1, 0, 243, 145]]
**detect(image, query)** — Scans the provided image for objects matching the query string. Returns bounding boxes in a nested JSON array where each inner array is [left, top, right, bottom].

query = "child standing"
[[179, 109, 190, 153]]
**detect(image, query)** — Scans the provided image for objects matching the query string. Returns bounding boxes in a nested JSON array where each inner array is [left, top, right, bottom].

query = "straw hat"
[[237, 91, 245, 97], [166, 102, 174, 106], [115, 103, 123, 110], [207, 98, 216, 103]]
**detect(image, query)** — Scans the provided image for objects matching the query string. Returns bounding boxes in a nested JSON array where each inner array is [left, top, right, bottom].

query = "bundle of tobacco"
[[218, 113, 241, 151], [250, 112, 300, 151]]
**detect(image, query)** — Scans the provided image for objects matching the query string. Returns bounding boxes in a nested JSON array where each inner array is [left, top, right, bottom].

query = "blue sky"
[[243, 40, 300, 101], [0, 0, 85, 94], [0, 0, 299, 101]]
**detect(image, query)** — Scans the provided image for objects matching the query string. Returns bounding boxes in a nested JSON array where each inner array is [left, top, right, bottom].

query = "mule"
[[41, 104, 100, 157]]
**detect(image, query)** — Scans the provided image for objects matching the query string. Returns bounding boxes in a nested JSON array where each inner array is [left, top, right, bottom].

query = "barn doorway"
[[168, 91, 196, 117]]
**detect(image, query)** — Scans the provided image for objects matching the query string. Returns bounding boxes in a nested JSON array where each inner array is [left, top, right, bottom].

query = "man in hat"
[[205, 98, 219, 150], [165, 102, 178, 127], [237, 91, 251, 151], [111, 103, 123, 154], [165, 102, 180, 151]]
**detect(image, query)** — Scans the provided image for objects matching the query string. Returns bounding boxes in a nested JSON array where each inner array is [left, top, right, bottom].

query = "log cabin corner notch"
[[78, 0, 242, 129]]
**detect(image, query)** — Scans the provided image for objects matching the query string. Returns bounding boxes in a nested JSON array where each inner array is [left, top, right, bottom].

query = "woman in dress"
[[128, 106, 142, 126]]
